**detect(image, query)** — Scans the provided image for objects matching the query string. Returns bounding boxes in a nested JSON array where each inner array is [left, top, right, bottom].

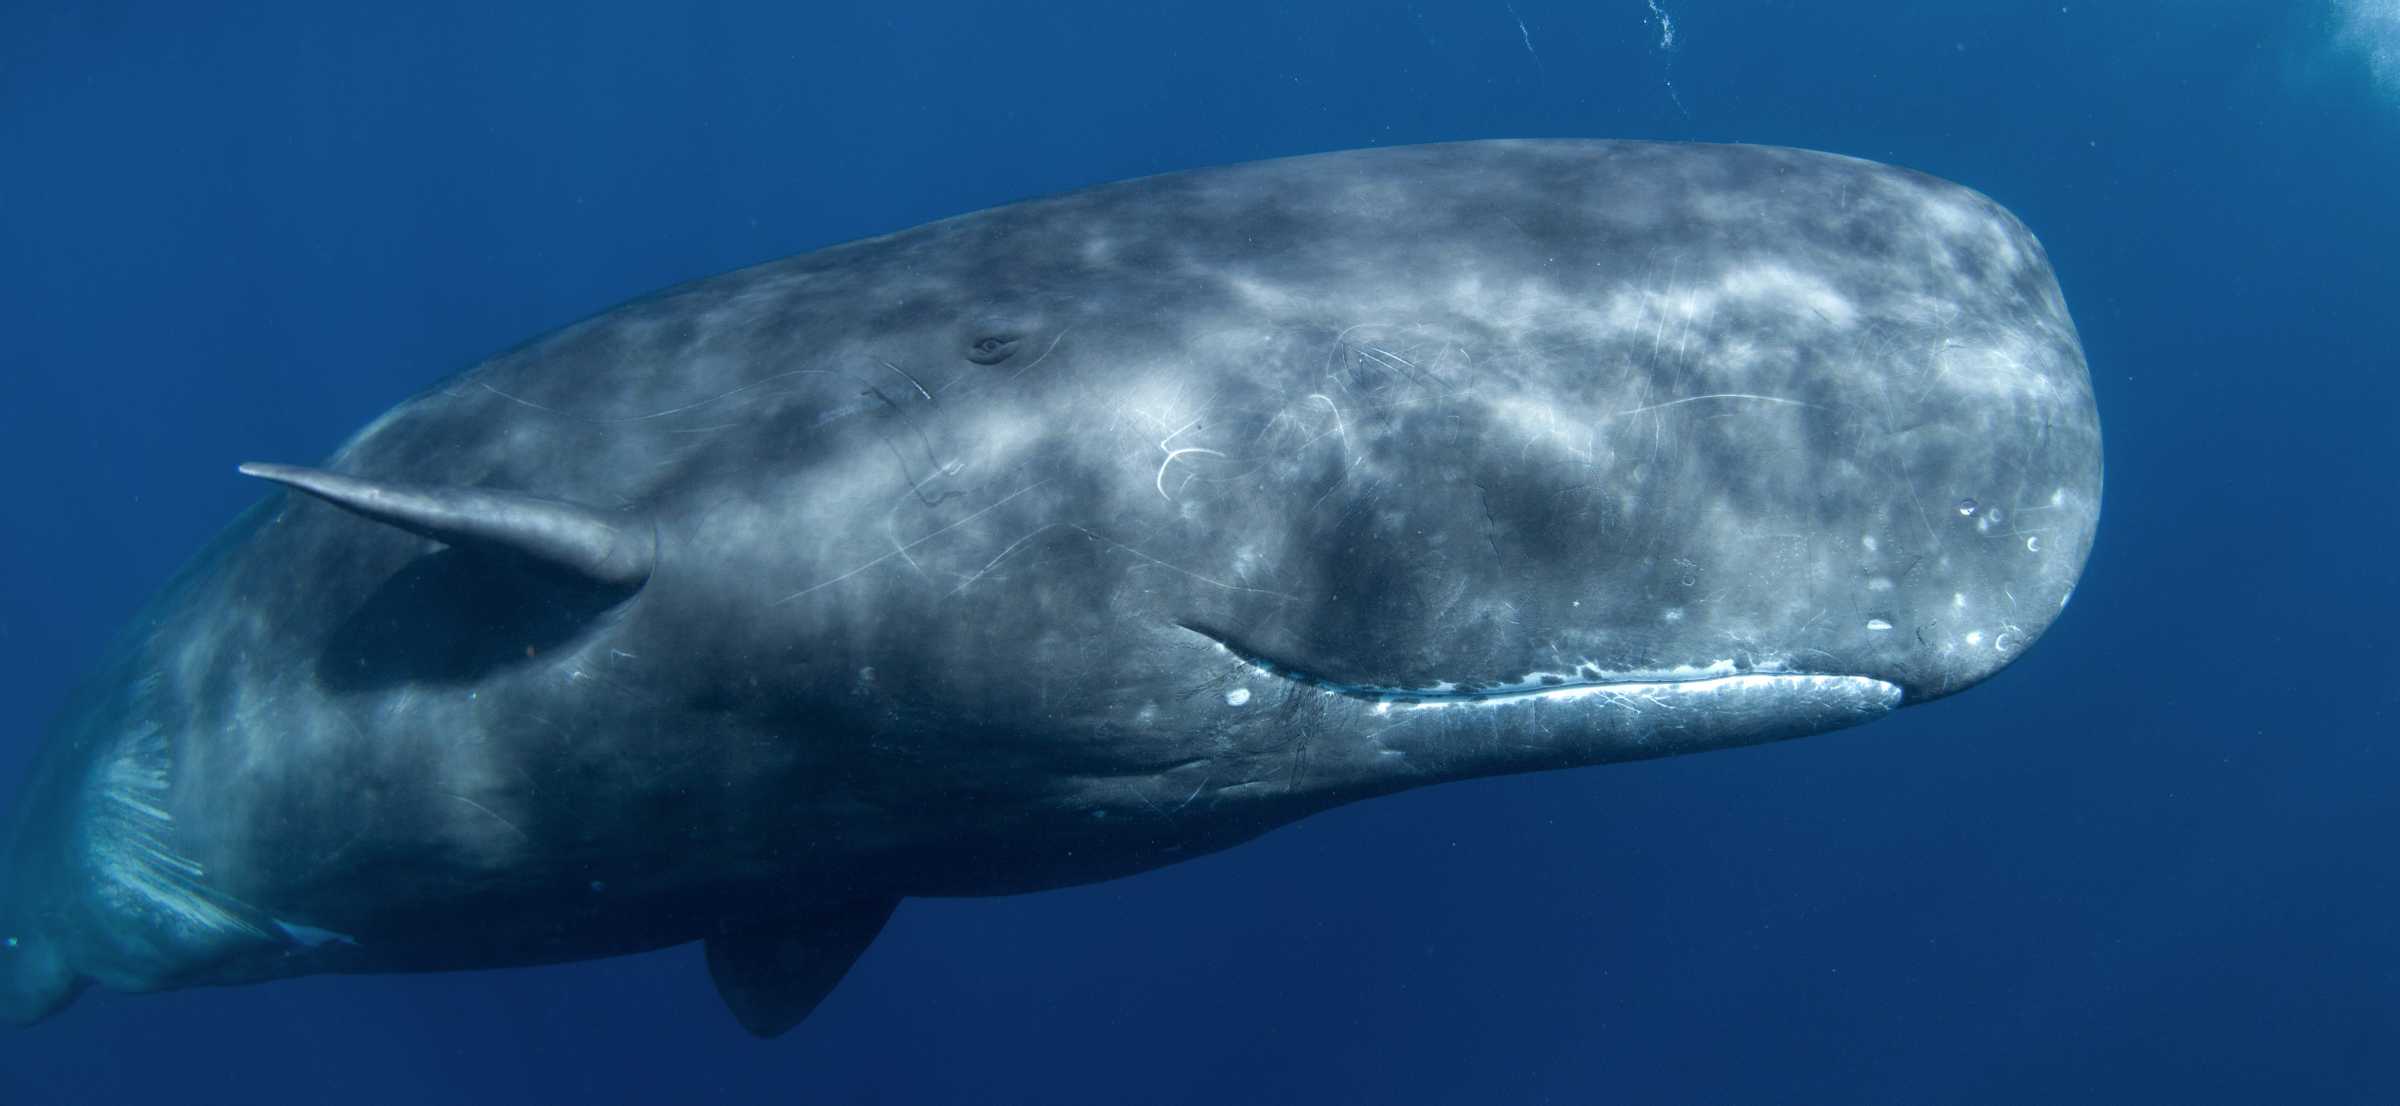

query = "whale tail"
[[0, 683, 274, 1027], [1, 729, 84, 1025], [0, 906, 82, 1026], [0, 809, 87, 1026]]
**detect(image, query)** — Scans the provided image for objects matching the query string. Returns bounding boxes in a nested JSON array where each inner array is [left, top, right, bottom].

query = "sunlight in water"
[[2340, 0, 2400, 92]]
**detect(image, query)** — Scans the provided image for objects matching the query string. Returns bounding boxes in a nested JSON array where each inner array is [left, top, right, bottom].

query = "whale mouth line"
[[1179, 623, 1898, 710]]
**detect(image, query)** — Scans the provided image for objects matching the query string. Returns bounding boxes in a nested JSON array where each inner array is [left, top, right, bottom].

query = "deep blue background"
[[4, 1, 2395, 1102]]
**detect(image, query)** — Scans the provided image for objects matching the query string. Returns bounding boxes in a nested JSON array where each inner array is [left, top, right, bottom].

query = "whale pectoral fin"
[[236, 462, 654, 591], [704, 898, 899, 1038]]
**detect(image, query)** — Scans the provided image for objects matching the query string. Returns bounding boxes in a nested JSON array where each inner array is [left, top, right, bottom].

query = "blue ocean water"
[[2, 1, 2393, 1101]]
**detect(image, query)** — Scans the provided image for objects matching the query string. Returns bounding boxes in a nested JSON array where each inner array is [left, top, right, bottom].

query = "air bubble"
[[1955, 497, 1978, 517], [2025, 535, 2042, 552]]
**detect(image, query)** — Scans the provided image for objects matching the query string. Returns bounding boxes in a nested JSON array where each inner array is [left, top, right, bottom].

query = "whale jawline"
[[1179, 623, 1898, 710]]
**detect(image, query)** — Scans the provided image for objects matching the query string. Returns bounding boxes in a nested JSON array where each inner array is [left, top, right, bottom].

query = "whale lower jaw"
[[1184, 623, 1900, 712], [1343, 670, 1903, 713]]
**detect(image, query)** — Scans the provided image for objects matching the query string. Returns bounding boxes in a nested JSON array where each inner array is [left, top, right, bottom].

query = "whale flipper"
[[238, 462, 654, 590], [705, 899, 899, 1038]]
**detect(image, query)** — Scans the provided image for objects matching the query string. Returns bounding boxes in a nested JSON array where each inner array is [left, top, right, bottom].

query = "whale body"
[[0, 141, 2101, 1035]]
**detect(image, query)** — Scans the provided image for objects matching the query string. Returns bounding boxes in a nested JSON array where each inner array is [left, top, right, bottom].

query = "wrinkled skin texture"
[[0, 141, 2099, 1029]]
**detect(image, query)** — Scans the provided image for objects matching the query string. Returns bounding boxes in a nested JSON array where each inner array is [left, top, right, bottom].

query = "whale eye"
[[965, 334, 1021, 364]]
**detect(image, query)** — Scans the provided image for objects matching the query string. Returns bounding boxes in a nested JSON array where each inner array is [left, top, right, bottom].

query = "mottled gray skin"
[[0, 140, 2100, 1030]]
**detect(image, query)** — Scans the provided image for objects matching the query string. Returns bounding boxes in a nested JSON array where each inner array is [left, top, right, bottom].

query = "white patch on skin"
[[1866, 577, 1894, 591], [1866, 619, 1895, 631], [1964, 630, 1985, 647], [1917, 192, 1987, 238], [1923, 330, 2064, 401], [1225, 687, 1252, 707], [1712, 262, 1860, 328]]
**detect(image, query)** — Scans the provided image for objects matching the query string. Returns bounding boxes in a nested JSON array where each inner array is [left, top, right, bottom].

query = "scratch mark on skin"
[[945, 522, 1072, 597], [1324, 323, 1414, 379], [1156, 448, 1225, 499], [1613, 393, 1821, 417], [1284, 725, 1314, 795], [1334, 479, 1389, 528], [1073, 526, 1299, 599], [874, 358, 932, 401], [1672, 299, 1696, 369], [1869, 368, 1944, 552], [1363, 711, 1435, 746], [1306, 455, 1366, 515], [997, 328, 1071, 387], [446, 794, 530, 843], [949, 524, 1300, 601], [1272, 393, 1350, 456], [478, 368, 847, 424], [885, 498, 932, 578], [1474, 481, 1503, 558], [776, 480, 1051, 605], [1125, 785, 1174, 825], [1647, 267, 1677, 368], [867, 387, 963, 509], [1641, 263, 1682, 468], [1156, 416, 1228, 500]]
